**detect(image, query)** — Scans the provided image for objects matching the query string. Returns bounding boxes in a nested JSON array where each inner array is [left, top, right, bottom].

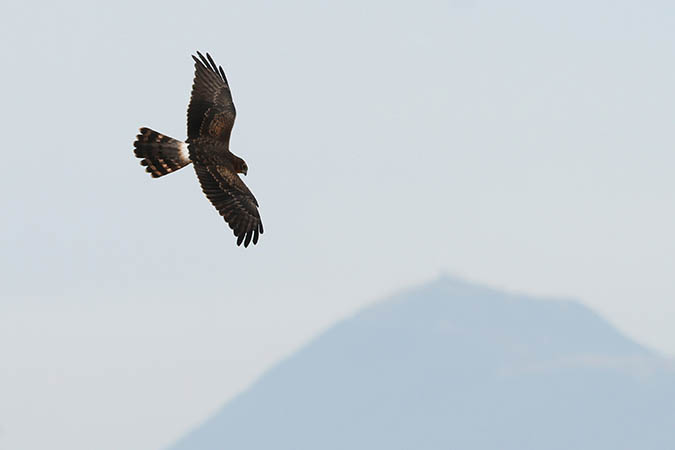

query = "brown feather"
[[192, 162, 263, 247], [133, 128, 191, 178], [187, 52, 236, 143]]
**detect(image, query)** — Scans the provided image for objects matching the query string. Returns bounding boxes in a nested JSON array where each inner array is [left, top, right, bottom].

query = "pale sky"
[[1, 1, 674, 449]]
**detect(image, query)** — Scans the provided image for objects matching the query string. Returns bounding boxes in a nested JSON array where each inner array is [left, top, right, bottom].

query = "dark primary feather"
[[187, 52, 236, 143], [193, 162, 263, 247]]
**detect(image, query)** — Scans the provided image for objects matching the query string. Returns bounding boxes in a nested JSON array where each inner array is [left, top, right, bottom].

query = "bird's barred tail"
[[133, 128, 192, 178]]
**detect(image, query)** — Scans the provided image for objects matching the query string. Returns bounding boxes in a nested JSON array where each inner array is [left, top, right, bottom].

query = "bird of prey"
[[133, 52, 263, 247]]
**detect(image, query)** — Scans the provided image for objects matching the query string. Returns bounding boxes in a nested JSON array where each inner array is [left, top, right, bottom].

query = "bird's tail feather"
[[133, 128, 191, 178]]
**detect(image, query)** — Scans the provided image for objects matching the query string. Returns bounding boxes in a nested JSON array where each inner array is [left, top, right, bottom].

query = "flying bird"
[[133, 52, 263, 247]]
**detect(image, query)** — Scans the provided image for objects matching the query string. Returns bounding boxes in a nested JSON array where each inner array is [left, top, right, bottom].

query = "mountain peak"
[[170, 277, 675, 450]]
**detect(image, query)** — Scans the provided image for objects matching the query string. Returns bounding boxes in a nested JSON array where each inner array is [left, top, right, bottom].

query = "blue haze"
[[171, 277, 675, 449]]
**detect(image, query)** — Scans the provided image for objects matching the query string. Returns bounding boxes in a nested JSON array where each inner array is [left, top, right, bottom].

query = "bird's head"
[[235, 157, 248, 176]]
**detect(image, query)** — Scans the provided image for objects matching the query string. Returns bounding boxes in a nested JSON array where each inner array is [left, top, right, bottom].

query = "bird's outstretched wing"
[[194, 163, 263, 247], [187, 52, 236, 144]]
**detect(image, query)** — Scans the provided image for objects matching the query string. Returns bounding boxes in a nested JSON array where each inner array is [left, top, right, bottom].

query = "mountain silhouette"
[[169, 276, 675, 450]]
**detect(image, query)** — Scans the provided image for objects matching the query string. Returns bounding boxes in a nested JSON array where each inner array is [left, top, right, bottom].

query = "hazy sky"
[[1, 1, 674, 449]]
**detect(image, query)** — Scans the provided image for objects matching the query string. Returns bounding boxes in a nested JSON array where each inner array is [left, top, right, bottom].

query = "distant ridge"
[[169, 276, 675, 450]]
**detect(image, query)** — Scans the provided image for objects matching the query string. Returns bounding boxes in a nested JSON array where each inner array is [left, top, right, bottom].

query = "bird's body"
[[133, 52, 263, 247]]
